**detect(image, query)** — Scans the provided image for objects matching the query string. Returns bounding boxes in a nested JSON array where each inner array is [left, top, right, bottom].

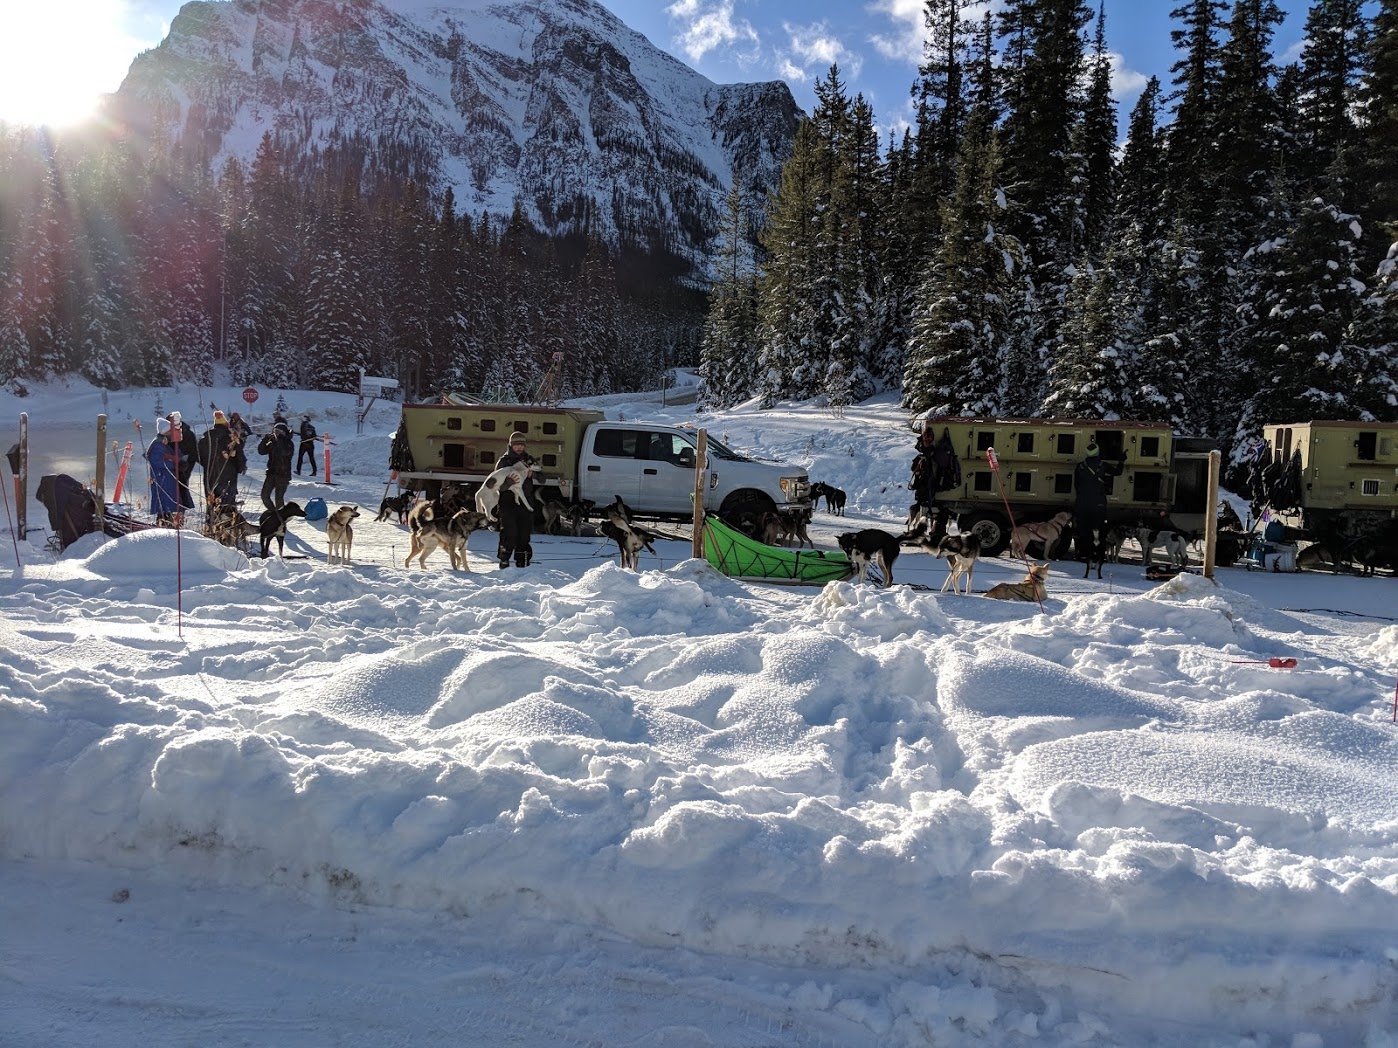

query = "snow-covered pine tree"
[[1231, 194, 1373, 464], [1294, 0, 1369, 212], [1076, 4, 1118, 262], [1165, 0, 1228, 226], [1345, 241, 1398, 419], [1362, 0, 1398, 247], [701, 182, 759, 408], [1043, 261, 1130, 419]]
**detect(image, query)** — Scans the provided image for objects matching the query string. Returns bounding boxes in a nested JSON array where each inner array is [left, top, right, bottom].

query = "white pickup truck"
[[391, 404, 809, 521]]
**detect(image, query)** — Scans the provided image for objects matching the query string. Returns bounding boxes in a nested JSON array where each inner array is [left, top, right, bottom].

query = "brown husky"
[[984, 561, 1050, 602]]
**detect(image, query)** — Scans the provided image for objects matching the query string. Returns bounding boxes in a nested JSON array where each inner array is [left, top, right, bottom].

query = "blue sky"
[[0, 0, 1318, 130]]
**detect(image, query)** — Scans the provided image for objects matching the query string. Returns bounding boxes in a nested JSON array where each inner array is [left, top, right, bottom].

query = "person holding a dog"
[[257, 418, 295, 511], [197, 409, 246, 513], [1073, 442, 1123, 562], [495, 432, 537, 569]]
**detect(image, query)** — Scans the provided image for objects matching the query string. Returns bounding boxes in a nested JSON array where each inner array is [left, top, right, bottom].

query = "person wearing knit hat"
[[147, 419, 180, 524], [1073, 437, 1123, 564], [198, 409, 246, 512], [166, 411, 196, 512], [258, 416, 296, 510], [494, 432, 537, 569]]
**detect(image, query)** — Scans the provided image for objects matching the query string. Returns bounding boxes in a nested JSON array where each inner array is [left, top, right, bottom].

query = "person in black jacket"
[[495, 431, 537, 569], [1073, 442, 1123, 561], [167, 411, 197, 513], [296, 414, 318, 476], [257, 418, 295, 511], [197, 410, 246, 511]]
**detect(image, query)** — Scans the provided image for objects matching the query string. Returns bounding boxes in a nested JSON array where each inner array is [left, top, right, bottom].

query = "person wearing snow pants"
[[258, 420, 295, 511]]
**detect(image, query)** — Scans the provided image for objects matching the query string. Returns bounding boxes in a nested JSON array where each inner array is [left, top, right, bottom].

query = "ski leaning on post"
[[111, 441, 134, 504]]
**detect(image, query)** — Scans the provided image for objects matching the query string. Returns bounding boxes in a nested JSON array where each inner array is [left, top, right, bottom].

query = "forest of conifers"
[[701, 0, 1397, 464], [1, 0, 1395, 469]]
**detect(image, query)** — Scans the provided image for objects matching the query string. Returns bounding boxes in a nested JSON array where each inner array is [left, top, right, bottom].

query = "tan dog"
[[1009, 511, 1073, 560], [326, 505, 360, 564], [984, 561, 1050, 601], [475, 461, 534, 523]]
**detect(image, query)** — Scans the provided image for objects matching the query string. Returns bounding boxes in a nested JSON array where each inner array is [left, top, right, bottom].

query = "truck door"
[[585, 427, 643, 506], [640, 431, 696, 513]]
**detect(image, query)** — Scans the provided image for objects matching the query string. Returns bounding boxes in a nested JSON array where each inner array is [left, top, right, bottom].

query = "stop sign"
[[242, 386, 259, 405]]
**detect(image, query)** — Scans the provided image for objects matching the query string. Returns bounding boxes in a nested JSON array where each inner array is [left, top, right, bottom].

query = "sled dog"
[[837, 529, 901, 588], [984, 561, 1050, 602], [326, 505, 360, 564], [475, 461, 534, 523], [258, 501, 307, 559]]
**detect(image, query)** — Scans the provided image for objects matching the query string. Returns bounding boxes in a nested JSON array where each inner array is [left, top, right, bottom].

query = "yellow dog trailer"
[[1264, 420, 1398, 525], [921, 417, 1215, 555]]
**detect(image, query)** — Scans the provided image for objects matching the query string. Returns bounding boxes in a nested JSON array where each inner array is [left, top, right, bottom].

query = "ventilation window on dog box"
[[1013, 472, 1033, 492], [1134, 472, 1164, 502], [512, 421, 528, 435], [1054, 474, 1073, 494], [1140, 436, 1160, 458], [480, 419, 496, 432], [542, 454, 558, 467], [443, 444, 466, 468], [1357, 432, 1377, 460], [976, 431, 995, 452], [542, 422, 559, 435], [479, 451, 494, 465], [1362, 478, 1380, 496], [973, 471, 993, 492], [446, 417, 463, 431], [1057, 434, 1076, 455], [1016, 433, 1035, 454]]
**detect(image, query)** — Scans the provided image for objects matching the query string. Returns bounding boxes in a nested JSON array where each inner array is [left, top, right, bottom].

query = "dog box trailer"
[[391, 402, 809, 521], [920, 417, 1215, 555], [1262, 420, 1398, 534]]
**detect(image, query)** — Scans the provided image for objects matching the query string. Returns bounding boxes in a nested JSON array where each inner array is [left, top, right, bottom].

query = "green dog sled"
[[701, 514, 854, 585]]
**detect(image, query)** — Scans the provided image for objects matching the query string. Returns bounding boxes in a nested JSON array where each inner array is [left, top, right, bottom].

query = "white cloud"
[[665, 0, 760, 64], [1107, 51, 1149, 99], [865, 0, 1006, 65], [779, 21, 862, 81]]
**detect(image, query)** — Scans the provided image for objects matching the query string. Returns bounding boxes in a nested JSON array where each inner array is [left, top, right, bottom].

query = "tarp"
[[35, 474, 98, 550]]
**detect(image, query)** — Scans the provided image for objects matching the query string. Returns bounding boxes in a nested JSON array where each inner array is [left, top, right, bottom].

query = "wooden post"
[[1203, 449, 1222, 579], [690, 429, 708, 560], [95, 414, 108, 508]]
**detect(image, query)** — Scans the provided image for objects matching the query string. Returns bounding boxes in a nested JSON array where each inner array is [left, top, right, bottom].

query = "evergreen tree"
[[1077, 5, 1118, 260], [1295, 0, 1369, 209], [701, 182, 759, 408], [1362, 0, 1398, 244], [1043, 262, 1130, 418], [1231, 194, 1372, 458], [1346, 242, 1398, 419]]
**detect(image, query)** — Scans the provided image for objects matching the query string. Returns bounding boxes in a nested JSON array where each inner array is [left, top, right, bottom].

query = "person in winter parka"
[[197, 409, 246, 511], [257, 418, 295, 511], [494, 431, 537, 569], [167, 411, 197, 511], [1072, 441, 1123, 561], [296, 414, 318, 476], [147, 418, 182, 525]]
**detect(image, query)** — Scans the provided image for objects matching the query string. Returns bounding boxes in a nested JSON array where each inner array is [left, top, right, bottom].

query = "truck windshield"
[[696, 435, 747, 461]]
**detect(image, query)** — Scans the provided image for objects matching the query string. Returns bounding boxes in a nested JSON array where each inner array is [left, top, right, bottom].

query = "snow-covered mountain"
[[114, 0, 800, 270]]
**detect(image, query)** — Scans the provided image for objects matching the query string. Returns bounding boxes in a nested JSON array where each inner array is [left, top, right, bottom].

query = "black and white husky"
[[837, 528, 901, 588]]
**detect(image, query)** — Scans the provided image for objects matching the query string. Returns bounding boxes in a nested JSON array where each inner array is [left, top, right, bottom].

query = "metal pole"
[[1203, 449, 1222, 579], [691, 429, 708, 560], [95, 414, 108, 523], [18, 412, 27, 539]]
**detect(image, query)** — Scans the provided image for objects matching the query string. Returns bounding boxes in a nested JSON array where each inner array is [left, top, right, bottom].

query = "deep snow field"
[[1, 378, 1396, 1048]]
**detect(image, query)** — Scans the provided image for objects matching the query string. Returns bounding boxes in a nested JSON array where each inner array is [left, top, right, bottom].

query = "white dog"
[[475, 461, 534, 522], [1137, 526, 1188, 568]]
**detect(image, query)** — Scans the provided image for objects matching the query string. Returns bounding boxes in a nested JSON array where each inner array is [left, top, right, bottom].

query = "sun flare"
[[0, 1, 155, 128]]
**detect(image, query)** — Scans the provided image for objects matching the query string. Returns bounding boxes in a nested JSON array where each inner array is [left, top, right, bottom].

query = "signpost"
[[357, 370, 400, 434], [242, 387, 259, 405]]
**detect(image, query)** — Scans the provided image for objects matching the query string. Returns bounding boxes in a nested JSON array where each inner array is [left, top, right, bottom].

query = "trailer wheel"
[[960, 511, 1010, 557]]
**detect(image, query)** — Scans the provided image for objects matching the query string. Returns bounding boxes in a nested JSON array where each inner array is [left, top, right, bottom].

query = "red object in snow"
[[242, 386, 259, 405], [1229, 657, 1298, 668]]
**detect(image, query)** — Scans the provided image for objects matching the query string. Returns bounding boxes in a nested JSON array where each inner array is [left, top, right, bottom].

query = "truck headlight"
[[781, 476, 808, 500]]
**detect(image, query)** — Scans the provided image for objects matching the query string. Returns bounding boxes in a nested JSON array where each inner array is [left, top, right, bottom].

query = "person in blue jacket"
[[147, 418, 181, 525]]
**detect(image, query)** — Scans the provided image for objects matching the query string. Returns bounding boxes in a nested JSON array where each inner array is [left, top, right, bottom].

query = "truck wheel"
[[960, 511, 1010, 557], [719, 491, 776, 537]]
